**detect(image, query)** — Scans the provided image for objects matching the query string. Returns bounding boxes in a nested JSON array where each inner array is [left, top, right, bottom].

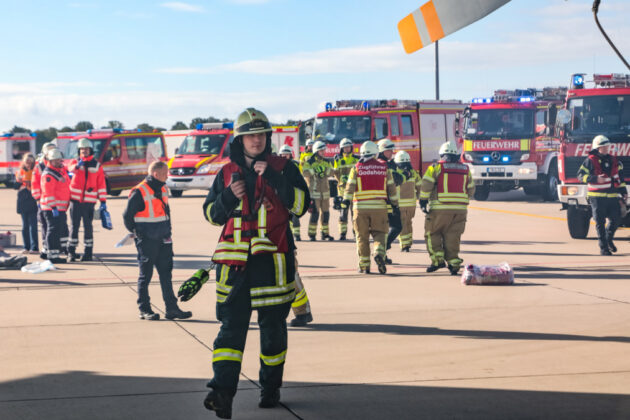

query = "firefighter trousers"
[[69, 201, 95, 253], [135, 237, 178, 313], [291, 253, 311, 316], [399, 207, 416, 249], [38, 207, 48, 253], [386, 207, 402, 250], [308, 198, 330, 237], [339, 206, 353, 236], [590, 197, 621, 251], [209, 263, 292, 397], [290, 214, 301, 237], [44, 210, 69, 259], [424, 210, 467, 268], [353, 209, 388, 269]]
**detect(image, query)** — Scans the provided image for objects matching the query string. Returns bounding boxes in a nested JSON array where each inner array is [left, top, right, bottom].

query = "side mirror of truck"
[[556, 109, 571, 125]]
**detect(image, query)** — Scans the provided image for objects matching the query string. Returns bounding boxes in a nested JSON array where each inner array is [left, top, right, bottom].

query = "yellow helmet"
[[234, 108, 272, 137]]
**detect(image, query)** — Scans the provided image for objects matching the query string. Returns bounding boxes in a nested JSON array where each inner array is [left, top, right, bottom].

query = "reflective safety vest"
[[334, 153, 359, 194], [212, 157, 290, 266], [586, 154, 622, 198], [345, 158, 390, 210], [302, 155, 332, 200], [68, 156, 107, 203], [131, 181, 169, 224], [299, 151, 313, 173], [421, 161, 472, 211]]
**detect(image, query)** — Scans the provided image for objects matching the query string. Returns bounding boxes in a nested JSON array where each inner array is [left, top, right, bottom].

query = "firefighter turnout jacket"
[[344, 158, 398, 210], [420, 160, 475, 211], [302, 154, 333, 200], [31, 159, 46, 201], [40, 164, 71, 211], [68, 155, 107, 203], [578, 151, 626, 198], [397, 166, 422, 208], [333, 152, 359, 195]]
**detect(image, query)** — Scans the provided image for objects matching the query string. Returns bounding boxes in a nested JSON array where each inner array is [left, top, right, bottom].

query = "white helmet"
[[439, 142, 458, 156], [77, 138, 93, 149], [46, 148, 63, 161], [377, 138, 395, 152], [279, 145, 293, 155], [360, 141, 378, 158], [41, 142, 56, 154], [394, 150, 411, 164], [340, 138, 353, 149], [591, 135, 611, 150], [313, 141, 326, 152], [305, 138, 315, 147]]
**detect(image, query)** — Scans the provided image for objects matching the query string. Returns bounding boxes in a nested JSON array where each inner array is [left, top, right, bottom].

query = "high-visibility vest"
[[334, 153, 359, 193], [16, 167, 33, 190], [586, 154, 622, 197], [40, 165, 71, 211], [131, 181, 169, 224], [68, 155, 107, 203], [434, 161, 470, 210], [302, 155, 332, 200], [351, 158, 388, 210], [212, 157, 290, 266]]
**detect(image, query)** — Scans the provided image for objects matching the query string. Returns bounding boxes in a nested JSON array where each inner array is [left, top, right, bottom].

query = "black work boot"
[[358, 267, 371, 274], [600, 248, 612, 256], [309, 235, 316, 242], [259, 388, 280, 408], [385, 256, 393, 265], [608, 240, 617, 253], [139, 310, 159, 320], [290, 313, 313, 327], [67, 247, 79, 262], [401, 247, 410, 252], [321, 233, 334, 241], [294, 234, 301, 242], [426, 261, 446, 273], [165, 308, 192, 320], [339, 233, 346, 241], [80, 247, 93, 261], [447, 264, 460, 276], [204, 389, 233, 419], [374, 255, 387, 274]]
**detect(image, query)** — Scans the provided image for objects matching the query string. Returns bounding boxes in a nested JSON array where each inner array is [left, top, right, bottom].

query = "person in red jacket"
[[40, 148, 70, 264], [32, 142, 58, 259], [67, 138, 107, 261]]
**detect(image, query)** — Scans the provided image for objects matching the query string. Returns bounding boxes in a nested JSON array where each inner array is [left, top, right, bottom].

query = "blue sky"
[[1, 0, 629, 130]]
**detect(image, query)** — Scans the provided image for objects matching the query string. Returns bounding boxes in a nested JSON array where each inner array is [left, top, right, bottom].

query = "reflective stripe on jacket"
[[302, 155, 333, 200], [344, 158, 398, 210], [578, 153, 625, 198], [420, 161, 474, 211], [31, 161, 46, 201], [68, 156, 107, 203], [397, 167, 421, 208], [40, 165, 71, 211], [334, 153, 359, 194]]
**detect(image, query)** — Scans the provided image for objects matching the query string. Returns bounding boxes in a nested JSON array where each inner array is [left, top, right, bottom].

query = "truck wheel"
[[542, 164, 559, 202], [106, 180, 122, 196], [171, 190, 183, 198], [567, 206, 590, 239], [523, 185, 541, 196], [473, 185, 490, 201]]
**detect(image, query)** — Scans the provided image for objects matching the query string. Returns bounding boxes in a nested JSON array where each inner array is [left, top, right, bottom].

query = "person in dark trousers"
[[40, 149, 70, 264], [31, 142, 58, 259], [123, 161, 192, 321], [202, 108, 309, 419], [67, 138, 108, 261], [15, 153, 39, 254], [377, 139, 403, 264], [577, 135, 627, 255]]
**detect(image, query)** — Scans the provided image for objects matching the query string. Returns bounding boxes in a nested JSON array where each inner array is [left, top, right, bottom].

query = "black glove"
[[341, 199, 351, 209], [420, 200, 428, 214], [178, 269, 210, 302], [333, 196, 342, 210]]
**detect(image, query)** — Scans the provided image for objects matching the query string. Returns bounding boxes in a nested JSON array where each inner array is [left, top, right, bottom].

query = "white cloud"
[[160, 2, 205, 13]]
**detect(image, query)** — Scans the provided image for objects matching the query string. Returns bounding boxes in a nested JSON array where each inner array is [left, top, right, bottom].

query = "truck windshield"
[[567, 95, 630, 143], [64, 139, 106, 159], [178, 134, 227, 155], [466, 109, 535, 139], [313, 116, 371, 144]]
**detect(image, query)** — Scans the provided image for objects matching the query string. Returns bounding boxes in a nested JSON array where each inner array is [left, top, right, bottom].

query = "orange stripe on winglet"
[[420, 0, 445, 42], [397, 14, 423, 54]]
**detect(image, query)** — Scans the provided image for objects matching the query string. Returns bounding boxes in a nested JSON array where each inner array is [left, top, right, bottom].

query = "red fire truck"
[[0, 132, 37, 187], [459, 87, 566, 201], [556, 73, 630, 238], [303, 99, 465, 172]]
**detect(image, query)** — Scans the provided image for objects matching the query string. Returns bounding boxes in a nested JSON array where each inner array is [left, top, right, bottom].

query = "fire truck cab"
[[166, 122, 233, 197], [0, 132, 37, 187], [307, 99, 464, 172], [62, 128, 167, 196], [460, 88, 566, 201], [556, 73, 630, 238]]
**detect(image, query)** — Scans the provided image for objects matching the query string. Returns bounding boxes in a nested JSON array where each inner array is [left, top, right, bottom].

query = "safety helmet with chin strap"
[[233, 108, 273, 159], [360, 141, 378, 159], [394, 150, 411, 164], [377, 138, 395, 152], [279, 145, 293, 156], [438, 141, 458, 156], [340, 138, 353, 149], [313, 141, 326, 153]]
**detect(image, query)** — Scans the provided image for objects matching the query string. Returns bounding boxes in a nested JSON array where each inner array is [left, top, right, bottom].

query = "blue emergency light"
[[472, 97, 493, 104], [361, 101, 370, 111], [325, 102, 333, 111], [571, 74, 585, 89], [501, 155, 510, 163], [223, 122, 234, 130], [518, 96, 534, 103], [482, 156, 491, 163], [196, 123, 203, 130], [2, 133, 13, 137]]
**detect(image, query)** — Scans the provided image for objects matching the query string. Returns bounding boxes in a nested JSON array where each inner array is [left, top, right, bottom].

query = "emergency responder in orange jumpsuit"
[[302, 140, 334, 241], [32, 142, 58, 260], [577, 135, 627, 255], [202, 108, 309, 418], [343, 141, 398, 274], [420, 142, 475, 275], [66, 138, 107, 261], [394, 151, 422, 252], [378, 138, 403, 264], [40, 148, 70, 264], [279, 144, 313, 327], [333, 138, 359, 240], [123, 161, 192, 321]]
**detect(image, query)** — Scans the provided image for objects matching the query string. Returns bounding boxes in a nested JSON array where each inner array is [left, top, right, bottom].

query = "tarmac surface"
[[1, 187, 629, 419]]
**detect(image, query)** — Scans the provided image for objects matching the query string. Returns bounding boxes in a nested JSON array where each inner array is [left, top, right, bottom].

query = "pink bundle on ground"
[[461, 262, 514, 285]]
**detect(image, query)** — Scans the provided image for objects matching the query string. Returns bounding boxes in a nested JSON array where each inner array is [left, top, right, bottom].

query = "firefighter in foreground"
[[394, 151, 422, 252], [419, 142, 475, 274], [40, 148, 70, 264], [378, 138, 403, 263], [577, 135, 626, 255], [302, 140, 334, 241], [279, 144, 313, 327], [333, 138, 359, 240], [202, 108, 309, 418], [343, 141, 398, 274], [66, 138, 108, 261], [32, 142, 58, 259], [123, 161, 192, 321]]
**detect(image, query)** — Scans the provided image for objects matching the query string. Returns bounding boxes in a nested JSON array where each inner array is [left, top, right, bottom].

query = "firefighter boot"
[[358, 267, 371, 274], [290, 313, 313, 327], [294, 234, 301, 242], [447, 264, 460, 276], [67, 246, 79, 262], [80, 247, 93, 262], [259, 388, 281, 409], [204, 389, 233, 419], [309, 235, 316, 241], [608, 240, 617, 253], [374, 255, 387, 274], [321, 233, 334, 241], [339, 233, 346, 241], [426, 262, 446, 273]]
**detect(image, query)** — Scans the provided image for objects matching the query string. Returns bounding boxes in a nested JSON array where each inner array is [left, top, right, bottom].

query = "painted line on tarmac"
[[469, 205, 566, 221]]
